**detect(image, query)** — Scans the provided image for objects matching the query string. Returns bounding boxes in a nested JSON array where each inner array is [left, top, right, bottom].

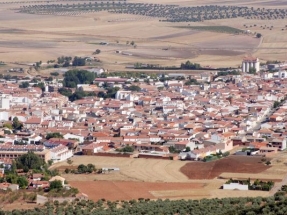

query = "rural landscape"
[[1, 0, 287, 214], [0, 0, 287, 71]]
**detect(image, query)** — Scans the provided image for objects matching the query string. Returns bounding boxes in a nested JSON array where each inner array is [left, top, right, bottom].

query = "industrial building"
[[242, 57, 260, 73]]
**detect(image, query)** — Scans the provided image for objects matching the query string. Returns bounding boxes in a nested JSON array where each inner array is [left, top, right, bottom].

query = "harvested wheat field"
[[1, 0, 284, 71], [69, 181, 206, 201], [53, 156, 189, 182], [180, 156, 271, 180]]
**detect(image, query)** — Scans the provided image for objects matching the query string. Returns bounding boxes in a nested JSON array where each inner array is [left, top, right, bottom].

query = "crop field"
[[0, 0, 286, 72], [177, 26, 244, 34], [53, 156, 190, 182], [180, 156, 271, 180], [69, 181, 206, 201], [53, 154, 287, 200], [19, 3, 287, 23]]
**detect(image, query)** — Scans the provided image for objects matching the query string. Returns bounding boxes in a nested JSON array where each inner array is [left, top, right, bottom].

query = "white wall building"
[[63, 133, 84, 143], [242, 57, 260, 73], [49, 144, 73, 163], [0, 97, 10, 110], [0, 112, 9, 121], [223, 183, 249, 191], [115, 91, 139, 101]]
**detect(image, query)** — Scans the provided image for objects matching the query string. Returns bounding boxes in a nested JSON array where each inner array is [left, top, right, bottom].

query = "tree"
[[35, 61, 42, 68], [87, 164, 96, 173], [68, 90, 85, 102], [63, 61, 70, 67], [185, 79, 199, 85], [185, 147, 191, 152], [256, 33, 262, 38], [48, 160, 53, 166], [19, 82, 29, 88], [248, 67, 257, 74], [5, 174, 18, 184], [266, 160, 271, 165], [17, 176, 28, 188], [180, 61, 201, 70], [273, 101, 280, 109], [45, 77, 53, 82], [58, 88, 73, 97], [98, 87, 120, 99], [63, 70, 95, 88], [3, 123, 12, 130], [57, 56, 72, 64], [93, 49, 101, 54], [32, 82, 45, 92], [72, 57, 86, 67], [46, 132, 63, 140], [127, 85, 141, 92], [169, 146, 180, 153], [50, 72, 59, 76], [12, 117, 23, 130], [16, 151, 44, 170], [117, 146, 134, 153], [67, 159, 73, 166], [77, 164, 87, 174], [50, 180, 63, 190]]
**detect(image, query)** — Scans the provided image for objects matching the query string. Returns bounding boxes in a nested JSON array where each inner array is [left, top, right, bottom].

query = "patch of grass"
[[177, 26, 244, 34]]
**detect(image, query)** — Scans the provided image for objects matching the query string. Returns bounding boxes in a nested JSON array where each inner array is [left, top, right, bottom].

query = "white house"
[[0, 111, 9, 121], [63, 133, 84, 144], [49, 144, 73, 163], [49, 176, 66, 187], [27, 135, 42, 144], [115, 91, 139, 101], [223, 183, 248, 191], [0, 97, 10, 110]]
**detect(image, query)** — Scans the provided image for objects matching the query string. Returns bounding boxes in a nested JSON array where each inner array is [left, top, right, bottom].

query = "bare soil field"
[[53, 154, 287, 200], [180, 156, 271, 180], [0, 0, 285, 72], [69, 181, 206, 201], [1, 202, 37, 211]]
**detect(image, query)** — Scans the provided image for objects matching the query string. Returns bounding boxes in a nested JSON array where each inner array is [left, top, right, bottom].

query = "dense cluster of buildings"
[[0, 66, 286, 165]]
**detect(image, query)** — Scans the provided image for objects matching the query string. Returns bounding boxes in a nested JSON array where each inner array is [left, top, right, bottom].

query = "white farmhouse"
[[223, 183, 248, 191]]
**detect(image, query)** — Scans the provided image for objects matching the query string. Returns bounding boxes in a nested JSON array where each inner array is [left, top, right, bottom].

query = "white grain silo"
[[242, 57, 260, 73]]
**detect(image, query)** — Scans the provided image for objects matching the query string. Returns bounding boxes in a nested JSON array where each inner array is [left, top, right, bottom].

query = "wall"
[[223, 183, 248, 191], [138, 154, 172, 160], [94, 153, 131, 158]]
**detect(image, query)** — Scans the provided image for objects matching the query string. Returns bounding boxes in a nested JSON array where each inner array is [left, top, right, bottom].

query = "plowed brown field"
[[69, 181, 206, 201], [180, 156, 270, 179]]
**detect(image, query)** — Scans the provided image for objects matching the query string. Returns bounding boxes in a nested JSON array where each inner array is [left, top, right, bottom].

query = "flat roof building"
[[0, 144, 51, 162]]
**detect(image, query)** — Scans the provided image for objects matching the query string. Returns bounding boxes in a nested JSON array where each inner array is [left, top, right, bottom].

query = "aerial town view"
[[1, 0, 287, 214]]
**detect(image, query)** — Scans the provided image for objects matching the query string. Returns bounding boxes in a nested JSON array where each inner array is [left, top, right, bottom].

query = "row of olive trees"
[[19, 3, 287, 22], [3, 194, 287, 215]]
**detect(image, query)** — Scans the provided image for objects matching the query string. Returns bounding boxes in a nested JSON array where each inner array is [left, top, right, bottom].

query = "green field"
[[177, 26, 244, 34]]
